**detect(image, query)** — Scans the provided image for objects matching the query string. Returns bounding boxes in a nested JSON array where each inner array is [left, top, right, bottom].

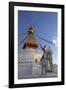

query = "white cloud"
[[52, 39, 58, 47]]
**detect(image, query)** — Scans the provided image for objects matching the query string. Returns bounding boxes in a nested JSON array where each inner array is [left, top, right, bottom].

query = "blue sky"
[[18, 10, 58, 64]]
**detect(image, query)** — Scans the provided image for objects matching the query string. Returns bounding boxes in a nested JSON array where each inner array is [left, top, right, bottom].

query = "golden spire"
[[23, 26, 38, 49], [28, 26, 35, 34]]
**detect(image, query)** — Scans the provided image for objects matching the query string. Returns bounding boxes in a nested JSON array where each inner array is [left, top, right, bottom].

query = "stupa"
[[18, 27, 43, 79]]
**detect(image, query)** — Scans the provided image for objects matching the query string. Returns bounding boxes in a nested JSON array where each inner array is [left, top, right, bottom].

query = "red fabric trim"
[[24, 43, 38, 48]]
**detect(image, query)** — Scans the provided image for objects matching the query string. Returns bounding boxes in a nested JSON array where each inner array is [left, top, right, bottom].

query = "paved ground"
[[18, 71, 57, 79], [18, 64, 57, 79]]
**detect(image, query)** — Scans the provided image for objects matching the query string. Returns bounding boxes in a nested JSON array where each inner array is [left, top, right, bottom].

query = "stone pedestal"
[[32, 63, 41, 75]]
